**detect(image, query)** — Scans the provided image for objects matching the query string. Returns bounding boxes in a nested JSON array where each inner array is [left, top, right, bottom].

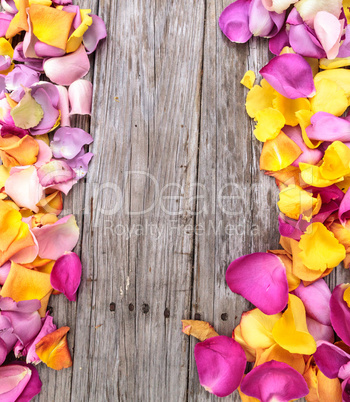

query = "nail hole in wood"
[[164, 308, 170, 318], [221, 313, 228, 321], [110, 302, 116, 312], [194, 313, 201, 320], [128, 303, 134, 312], [142, 303, 149, 314]]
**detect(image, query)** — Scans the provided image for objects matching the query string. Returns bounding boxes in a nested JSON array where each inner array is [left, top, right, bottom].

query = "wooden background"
[[33, 1, 348, 401]]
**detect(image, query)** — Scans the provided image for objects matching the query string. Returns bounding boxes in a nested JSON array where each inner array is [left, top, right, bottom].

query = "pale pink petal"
[[68, 79, 92, 116], [50, 252, 82, 301], [218, 0, 252, 43], [51, 127, 93, 159], [260, 53, 316, 99], [37, 160, 76, 188], [31, 214, 79, 260], [43, 45, 90, 86], [56, 85, 70, 127], [83, 14, 107, 54], [314, 11, 343, 59], [314, 340, 350, 379], [240, 360, 309, 402], [292, 279, 331, 325], [1, 1, 16, 14], [5, 166, 44, 213], [34, 140, 53, 168], [194, 336, 246, 397], [226, 253, 288, 315]]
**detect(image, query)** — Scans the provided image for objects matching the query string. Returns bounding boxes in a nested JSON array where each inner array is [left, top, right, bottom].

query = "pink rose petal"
[[7, 362, 42, 402], [292, 279, 331, 325], [260, 53, 316, 99], [50, 252, 82, 301], [31, 214, 79, 260], [43, 45, 90, 86], [51, 127, 93, 159], [56, 85, 70, 127], [218, 0, 252, 43], [5, 166, 44, 213], [194, 335, 246, 397], [306, 112, 350, 143], [240, 360, 309, 402], [226, 252, 288, 315], [68, 79, 92, 116], [83, 14, 107, 54], [306, 317, 334, 343], [314, 11, 343, 59]]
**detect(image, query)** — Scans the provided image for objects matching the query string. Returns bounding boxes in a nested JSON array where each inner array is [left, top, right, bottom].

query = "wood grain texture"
[[34, 1, 325, 401]]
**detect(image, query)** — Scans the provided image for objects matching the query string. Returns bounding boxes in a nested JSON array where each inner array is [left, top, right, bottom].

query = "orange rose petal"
[[37, 191, 63, 216], [6, 0, 29, 38], [0, 134, 39, 168], [28, 4, 75, 50], [35, 326, 72, 370]]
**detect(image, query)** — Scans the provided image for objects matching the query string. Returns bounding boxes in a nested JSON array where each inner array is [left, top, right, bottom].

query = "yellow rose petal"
[[300, 163, 343, 188], [253, 108, 285, 142], [66, 9, 93, 53], [295, 110, 322, 149], [314, 69, 350, 97], [246, 79, 275, 118], [310, 79, 348, 116], [272, 294, 316, 355], [272, 92, 311, 127], [240, 308, 281, 350], [241, 70, 256, 90], [260, 131, 302, 172], [320, 141, 350, 180], [299, 222, 346, 271]]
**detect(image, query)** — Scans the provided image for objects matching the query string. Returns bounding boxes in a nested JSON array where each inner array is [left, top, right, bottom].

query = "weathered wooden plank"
[[187, 1, 279, 401]]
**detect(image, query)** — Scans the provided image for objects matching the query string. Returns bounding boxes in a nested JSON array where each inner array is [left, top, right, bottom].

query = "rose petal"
[[43, 44, 90, 86], [83, 14, 107, 54], [260, 53, 316, 99], [330, 284, 350, 346], [314, 340, 350, 379], [182, 320, 219, 341], [218, 0, 252, 43], [240, 360, 309, 402], [51, 127, 93, 159], [314, 11, 343, 59], [50, 252, 82, 301], [194, 336, 246, 397], [68, 79, 92, 116], [31, 214, 79, 260], [56, 85, 70, 127], [226, 252, 288, 315], [306, 318, 334, 343]]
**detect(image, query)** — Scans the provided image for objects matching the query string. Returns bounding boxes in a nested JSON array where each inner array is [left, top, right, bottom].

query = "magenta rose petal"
[[306, 112, 350, 143], [194, 335, 246, 397], [330, 284, 350, 345], [226, 252, 288, 315], [50, 252, 82, 302], [260, 53, 316, 99], [218, 0, 252, 43], [314, 340, 350, 379], [11, 362, 42, 402], [240, 360, 309, 402]]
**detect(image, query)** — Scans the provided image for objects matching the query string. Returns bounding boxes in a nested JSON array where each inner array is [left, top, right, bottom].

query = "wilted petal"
[[293, 279, 331, 325], [260, 53, 316, 99], [272, 294, 317, 354], [5, 166, 44, 212], [10, 88, 44, 129], [314, 11, 343, 59], [194, 336, 246, 397], [226, 252, 288, 315], [51, 127, 93, 159], [35, 326, 72, 370], [50, 252, 81, 301], [181, 320, 219, 341], [240, 360, 309, 402], [314, 340, 350, 379], [44, 45, 90, 86], [37, 159, 76, 191], [31, 214, 79, 260], [330, 284, 350, 346], [26, 313, 56, 364], [218, 0, 252, 43], [83, 14, 107, 54]]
